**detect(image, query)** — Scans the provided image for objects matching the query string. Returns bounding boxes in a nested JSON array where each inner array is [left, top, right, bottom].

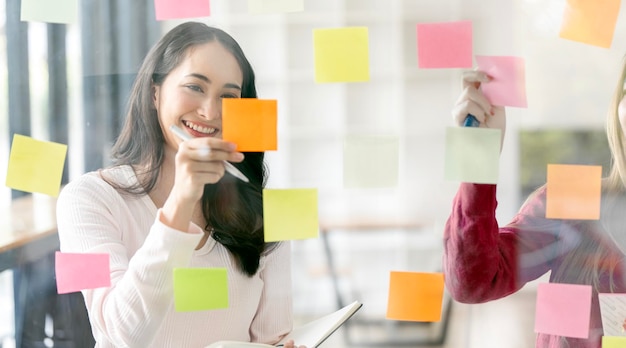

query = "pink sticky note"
[[475, 55, 527, 108], [55, 252, 111, 294], [154, 0, 210, 20], [417, 21, 473, 69], [534, 283, 592, 339]]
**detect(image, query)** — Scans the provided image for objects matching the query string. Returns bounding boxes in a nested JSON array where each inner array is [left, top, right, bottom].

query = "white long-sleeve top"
[[56, 165, 293, 348]]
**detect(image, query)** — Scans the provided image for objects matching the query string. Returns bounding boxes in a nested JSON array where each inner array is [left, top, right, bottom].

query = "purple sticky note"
[[417, 21, 473, 69], [534, 283, 592, 339], [55, 252, 111, 294], [154, 0, 210, 20], [475, 55, 527, 108]]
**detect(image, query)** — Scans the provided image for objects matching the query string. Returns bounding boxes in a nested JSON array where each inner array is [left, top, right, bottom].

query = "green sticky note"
[[444, 127, 501, 184], [6, 134, 68, 196], [344, 135, 399, 188], [173, 268, 228, 312], [313, 27, 370, 83], [603, 336, 626, 348], [263, 189, 319, 242], [21, 0, 78, 24]]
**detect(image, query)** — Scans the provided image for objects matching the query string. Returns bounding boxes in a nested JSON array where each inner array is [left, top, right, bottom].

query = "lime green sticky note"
[[602, 336, 626, 347], [173, 268, 228, 312], [6, 134, 68, 196], [344, 135, 399, 188], [263, 189, 319, 242], [444, 127, 501, 184], [21, 0, 78, 24], [313, 27, 370, 83]]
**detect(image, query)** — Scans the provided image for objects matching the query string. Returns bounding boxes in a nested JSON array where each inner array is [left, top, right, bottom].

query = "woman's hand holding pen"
[[452, 70, 506, 146]]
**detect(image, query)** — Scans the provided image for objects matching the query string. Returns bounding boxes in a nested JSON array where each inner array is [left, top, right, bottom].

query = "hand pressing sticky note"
[[173, 268, 228, 312], [263, 189, 319, 242], [154, 0, 210, 20], [534, 283, 592, 339], [559, 0, 620, 48], [313, 27, 370, 83], [603, 336, 626, 348], [444, 127, 501, 184], [546, 164, 602, 220], [386, 271, 444, 322], [417, 20, 473, 69], [222, 98, 277, 152], [55, 252, 110, 294], [343, 135, 399, 188], [475, 56, 527, 108], [21, 0, 78, 24], [6, 134, 67, 196], [248, 0, 303, 14]]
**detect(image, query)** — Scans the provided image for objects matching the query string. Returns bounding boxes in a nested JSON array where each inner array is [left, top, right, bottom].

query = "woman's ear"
[[152, 84, 159, 110]]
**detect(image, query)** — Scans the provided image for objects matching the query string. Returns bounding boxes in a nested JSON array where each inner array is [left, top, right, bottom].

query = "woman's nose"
[[198, 98, 221, 120]]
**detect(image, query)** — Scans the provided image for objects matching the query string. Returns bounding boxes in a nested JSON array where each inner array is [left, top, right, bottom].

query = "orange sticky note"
[[154, 0, 210, 20], [55, 252, 111, 294], [559, 0, 620, 48], [386, 271, 444, 322], [222, 98, 277, 152], [546, 164, 602, 220]]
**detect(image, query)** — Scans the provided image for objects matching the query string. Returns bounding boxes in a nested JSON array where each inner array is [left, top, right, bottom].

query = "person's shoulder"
[[60, 165, 135, 199]]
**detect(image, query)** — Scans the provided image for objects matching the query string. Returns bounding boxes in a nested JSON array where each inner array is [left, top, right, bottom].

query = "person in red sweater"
[[444, 67, 626, 348]]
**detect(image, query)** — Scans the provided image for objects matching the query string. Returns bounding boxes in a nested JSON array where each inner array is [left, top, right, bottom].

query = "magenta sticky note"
[[154, 0, 210, 20], [55, 252, 111, 294], [417, 21, 473, 69], [475, 55, 528, 108], [534, 283, 592, 339]]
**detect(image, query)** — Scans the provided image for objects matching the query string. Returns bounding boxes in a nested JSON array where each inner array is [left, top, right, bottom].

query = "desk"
[[319, 219, 452, 346]]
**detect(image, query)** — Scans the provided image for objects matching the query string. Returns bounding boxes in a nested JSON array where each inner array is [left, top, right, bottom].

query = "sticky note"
[[475, 56, 527, 108], [417, 21, 473, 69], [154, 0, 210, 20], [248, 0, 304, 14], [263, 189, 319, 242], [173, 268, 228, 312], [534, 283, 592, 339], [559, 0, 620, 48], [546, 164, 602, 220], [313, 27, 370, 83], [444, 127, 501, 184], [222, 99, 277, 152], [21, 0, 78, 24], [386, 271, 444, 322], [6, 134, 68, 196], [603, 336, 626, 348], [55, 252, 110, 294], [599, 293, 626, 336], [343, 135, 399, 188]]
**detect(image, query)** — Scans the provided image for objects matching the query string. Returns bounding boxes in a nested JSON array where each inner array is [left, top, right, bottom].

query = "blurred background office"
[[0, 0, 624, 347]]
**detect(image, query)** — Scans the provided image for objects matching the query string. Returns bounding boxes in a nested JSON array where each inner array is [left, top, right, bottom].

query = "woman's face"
[[154, 41, 243, 152]]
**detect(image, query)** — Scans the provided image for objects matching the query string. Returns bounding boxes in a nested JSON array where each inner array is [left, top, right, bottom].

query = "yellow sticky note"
[[6, 134, 67, 196], [546, 164, 602, 220], [343, 135, 399, 188], [387, 271, 444, 322], [559, 0, 620, 48], [313, 27, 370, 83], [21, 0, 78, 24], [222, 98, 277, 152], [263, 189, 319, 242], [444, 127, 501, 184], [603, 336, 626, 348], [173, 268, 228, 312], [248, 0, 304, 14]]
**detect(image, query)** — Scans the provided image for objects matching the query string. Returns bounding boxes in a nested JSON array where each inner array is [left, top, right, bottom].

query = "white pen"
[[169, 124, 250, 183]]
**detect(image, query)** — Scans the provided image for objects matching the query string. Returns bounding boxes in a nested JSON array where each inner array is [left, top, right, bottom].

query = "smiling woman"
[[55, 22, 304, 348]]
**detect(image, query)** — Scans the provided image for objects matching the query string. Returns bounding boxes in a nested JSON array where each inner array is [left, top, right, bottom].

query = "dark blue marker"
[[463, 114, 479, 127]]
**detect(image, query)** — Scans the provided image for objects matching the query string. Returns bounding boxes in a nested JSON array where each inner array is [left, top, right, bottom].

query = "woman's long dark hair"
[[106, 22, 273, 276]]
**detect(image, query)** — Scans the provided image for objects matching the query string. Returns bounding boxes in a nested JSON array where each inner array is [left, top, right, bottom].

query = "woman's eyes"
[[221, 94, 239, 99], [185, 85, 239, 99]]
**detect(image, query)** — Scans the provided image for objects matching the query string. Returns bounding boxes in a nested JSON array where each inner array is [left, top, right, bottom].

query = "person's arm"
[[57, 175, 203, 347], [444, 183, 560, 303], [248, 241, 294, 344]]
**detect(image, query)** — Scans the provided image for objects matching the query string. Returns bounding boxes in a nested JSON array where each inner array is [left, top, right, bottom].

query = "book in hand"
[[205, 300, 363, 348]]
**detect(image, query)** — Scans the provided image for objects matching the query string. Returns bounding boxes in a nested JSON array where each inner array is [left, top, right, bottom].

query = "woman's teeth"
[[183, 121, 217, 134]]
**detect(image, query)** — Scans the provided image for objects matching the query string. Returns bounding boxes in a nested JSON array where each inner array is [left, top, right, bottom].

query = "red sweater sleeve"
[[444, 183, 560, 303]]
